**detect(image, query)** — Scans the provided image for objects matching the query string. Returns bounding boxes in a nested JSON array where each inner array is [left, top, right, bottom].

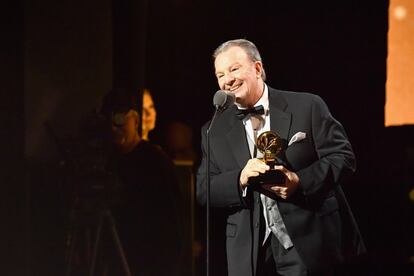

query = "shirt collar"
[[256, 84, 269, 112], [234, 83, 269, 111]]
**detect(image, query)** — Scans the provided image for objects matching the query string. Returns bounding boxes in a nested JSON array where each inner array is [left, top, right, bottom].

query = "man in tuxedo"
[[196, 39, 366, 276]]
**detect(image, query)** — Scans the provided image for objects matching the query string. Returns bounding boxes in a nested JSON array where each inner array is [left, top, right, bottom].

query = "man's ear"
[[130, 110, 141, 129], [132, 110, 140, 129], [255, 61, 263, 78]]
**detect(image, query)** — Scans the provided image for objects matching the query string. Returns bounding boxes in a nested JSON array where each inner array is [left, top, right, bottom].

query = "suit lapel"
[[268, 88, 292, 147], [224, 106, 251, 168], [221, 88, 292, 168]]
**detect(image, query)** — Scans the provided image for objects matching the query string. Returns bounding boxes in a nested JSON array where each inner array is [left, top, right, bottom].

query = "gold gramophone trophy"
[[251, 131, 286, 189]]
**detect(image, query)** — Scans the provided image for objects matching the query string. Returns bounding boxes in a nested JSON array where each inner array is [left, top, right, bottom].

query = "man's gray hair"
[[212, 39, 266, 81]]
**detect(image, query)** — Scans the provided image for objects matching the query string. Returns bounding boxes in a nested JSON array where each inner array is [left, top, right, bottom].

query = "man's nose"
[[223, 73, 235, 85]]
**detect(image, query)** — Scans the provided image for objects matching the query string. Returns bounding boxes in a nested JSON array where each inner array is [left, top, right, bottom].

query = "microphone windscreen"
[[213, 90, 235, 110], [213, 90, 227, 107]]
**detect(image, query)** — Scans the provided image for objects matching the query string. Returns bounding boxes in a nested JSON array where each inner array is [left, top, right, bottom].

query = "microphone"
[[205, 89, 235, 276], [213, 90, 235, 110]]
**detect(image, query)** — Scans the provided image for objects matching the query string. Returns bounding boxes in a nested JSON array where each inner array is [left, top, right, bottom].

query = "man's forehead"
[[216, 46, 247, 61], [111, 109, 137, 126], [215, 47, 248, 70]]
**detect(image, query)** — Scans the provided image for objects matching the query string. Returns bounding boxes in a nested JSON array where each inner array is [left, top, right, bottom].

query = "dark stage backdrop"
[[3, 0, 414, 275]]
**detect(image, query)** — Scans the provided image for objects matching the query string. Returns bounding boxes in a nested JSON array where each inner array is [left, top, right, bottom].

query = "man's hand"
[[270, 165, 300, 199], [240, 159, 270, 189]]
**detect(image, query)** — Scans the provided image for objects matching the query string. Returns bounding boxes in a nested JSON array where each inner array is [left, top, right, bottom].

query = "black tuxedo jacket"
[[196, 87, 366, 276]]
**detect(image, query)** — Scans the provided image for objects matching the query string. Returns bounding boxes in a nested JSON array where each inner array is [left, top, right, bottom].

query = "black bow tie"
[[236, 105, 265, 119]]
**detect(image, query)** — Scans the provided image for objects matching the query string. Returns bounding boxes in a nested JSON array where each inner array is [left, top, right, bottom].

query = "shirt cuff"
[[241, 184, 248, 197]]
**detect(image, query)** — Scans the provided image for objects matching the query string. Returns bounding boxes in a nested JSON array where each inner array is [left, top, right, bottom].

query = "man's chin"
[[113, 142, 131, 153], [234, 96, 248, 107], [233, 90, 246, 100], [112, 137, 126, 146]]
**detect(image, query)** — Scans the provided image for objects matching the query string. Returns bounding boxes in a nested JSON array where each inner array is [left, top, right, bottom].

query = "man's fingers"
[[271, 186, 286, 191], [274, 165, 286, 172], [246, 171, 260, 178], [240, 159, 269, 186], [247, 159, 269, 173], [271, 186, 288, 198]]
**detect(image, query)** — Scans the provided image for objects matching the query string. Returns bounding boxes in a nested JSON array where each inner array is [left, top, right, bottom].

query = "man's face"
[[111, 109, 139, 152], [142, 91, 157, 134], [214, 46, 263, 107]]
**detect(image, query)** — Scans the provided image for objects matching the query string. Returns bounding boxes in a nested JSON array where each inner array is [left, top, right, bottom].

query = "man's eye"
[[217, 74, 224, 79], [231, 67, 239, 72]]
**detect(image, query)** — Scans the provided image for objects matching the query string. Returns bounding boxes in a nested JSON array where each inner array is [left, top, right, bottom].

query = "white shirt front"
[[240, 84, 293, 248], [238, 85, 270, 156]]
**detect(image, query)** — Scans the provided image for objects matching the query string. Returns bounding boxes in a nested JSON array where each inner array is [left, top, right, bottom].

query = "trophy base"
[[250, 169, 286, 196]]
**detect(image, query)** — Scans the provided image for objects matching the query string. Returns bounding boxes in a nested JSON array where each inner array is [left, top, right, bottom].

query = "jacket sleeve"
[[196, 126, 249, 209], [296, 95, 356, 197]]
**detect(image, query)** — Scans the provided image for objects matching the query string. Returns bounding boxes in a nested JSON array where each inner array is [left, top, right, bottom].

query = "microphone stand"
[[205, 106, 221, 276]]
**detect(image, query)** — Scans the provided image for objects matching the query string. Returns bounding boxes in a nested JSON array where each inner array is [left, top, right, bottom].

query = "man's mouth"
[[229, 83, 241, 92]]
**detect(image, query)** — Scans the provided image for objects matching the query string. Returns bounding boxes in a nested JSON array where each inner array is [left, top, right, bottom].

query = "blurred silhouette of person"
[[100, 87, 182, 276], [142, 88, 157, 142], [164, 120, 198, 163]]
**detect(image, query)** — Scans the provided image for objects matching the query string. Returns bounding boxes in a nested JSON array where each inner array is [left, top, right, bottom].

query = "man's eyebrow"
[[215, 62, 240, 74]]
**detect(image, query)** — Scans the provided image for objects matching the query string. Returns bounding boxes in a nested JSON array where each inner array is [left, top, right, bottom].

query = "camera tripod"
[[44, 119, 132, 275], [65, 206, 132, 276]]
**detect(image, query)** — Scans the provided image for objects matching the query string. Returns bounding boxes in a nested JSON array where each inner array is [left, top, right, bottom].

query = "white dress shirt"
[[240, 84, 293, 248]]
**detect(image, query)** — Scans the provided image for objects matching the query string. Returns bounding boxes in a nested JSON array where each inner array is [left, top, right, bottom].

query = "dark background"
[[3, 0, 414, 275]]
